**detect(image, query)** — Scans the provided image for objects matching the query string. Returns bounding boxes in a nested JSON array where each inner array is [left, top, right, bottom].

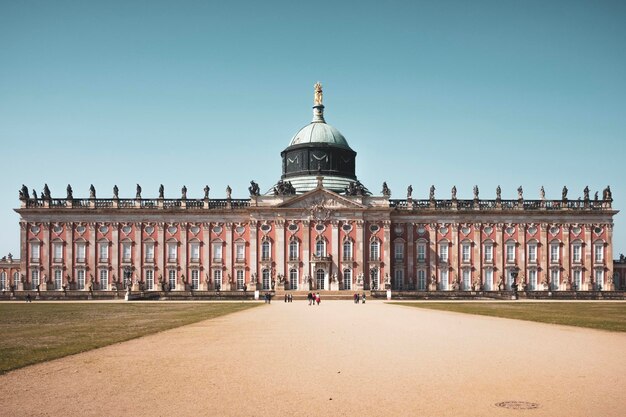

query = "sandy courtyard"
[[1, 300, 625, 417]]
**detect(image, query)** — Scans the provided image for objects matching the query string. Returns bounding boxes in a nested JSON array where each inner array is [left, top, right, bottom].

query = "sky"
[[1, 0, 625, 257]]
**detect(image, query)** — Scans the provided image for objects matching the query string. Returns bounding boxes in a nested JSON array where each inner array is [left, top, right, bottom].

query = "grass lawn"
[[0, 302, 260, 374], [394, 302, 626, 332]]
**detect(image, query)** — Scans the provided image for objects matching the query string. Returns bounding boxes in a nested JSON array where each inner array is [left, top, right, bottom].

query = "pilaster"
[[180, 223, 188, 288], [540, 223, 549, 289], [451, 224, 458, 288], [406, 223, 414, 288], [382, 220, 391, 287], [583, 224, 593, 290], [302, 220, 310, 289], [112, 222, 120, 288], [606, 224, 615, 290], [428, 223, 437, 290], [495, 223, 504, 286], [89, 223, 97, 291], [225, 222, 234, 290], [355, 220, 364, 290], [19, 222, 27, 290], [202, 223, 210, 290], [275, 220, 285, 280], [562, 224, 571, 290], [518, 224, 526, 289], [133, 223, 141, 290], [330, 220, 339, 290], [41, 223, 50, 291], [66, 223, 73, 288], [473, 224, 481, 288], [249, 220, 258, 290]]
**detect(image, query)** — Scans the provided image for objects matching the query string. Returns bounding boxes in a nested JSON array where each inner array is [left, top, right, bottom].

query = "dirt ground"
[[2, 300, 625, 417]]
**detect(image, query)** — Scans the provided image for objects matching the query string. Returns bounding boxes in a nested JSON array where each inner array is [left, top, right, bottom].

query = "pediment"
[[277, 188, 366, 210]]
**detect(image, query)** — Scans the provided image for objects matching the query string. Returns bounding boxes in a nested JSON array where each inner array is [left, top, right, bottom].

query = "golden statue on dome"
[[314, 82, 323, 106]]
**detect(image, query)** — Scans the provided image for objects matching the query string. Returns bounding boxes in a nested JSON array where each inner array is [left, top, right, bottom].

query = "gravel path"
[[2, 300, 625, 416]]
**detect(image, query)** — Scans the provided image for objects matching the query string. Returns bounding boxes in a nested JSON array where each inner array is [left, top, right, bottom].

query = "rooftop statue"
[[136, 184, 142, 199], [517, 186, 523, 200], [344, 180, 367, 196], [540, 186, 545, 200], [451, 186, 456, 200], [594, 191, 599, 201], [67, 184, 73, 200], [226, 185, 232, 199], [43, 184, 51, 200], [203, 185, 210, 199], [19, 184, 29, 201], [473, 185, 479, 200], [159, 184, 164, 199], [89, 184, 96, 199], [314, 82, 323, 106], [603, 185, 612, 201], [406, 185, 412, 199], [32, 189, 38, 201], [583, 186, 590, 201], [562, 186, 568, 200], [429, 185, 435, 201], [496, 185, 501, 200], [181, 185, 187, 199], [248, 180, 260, 196], [381, 182, 391, 197], [274, 180, 296, 196], [113, 185, 119, 199]]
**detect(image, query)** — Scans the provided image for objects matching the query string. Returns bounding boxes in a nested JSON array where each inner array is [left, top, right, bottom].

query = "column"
[[451, 224, 458, 289], [406, 223, 414, 289], [302, 220, 310, 289], [249, 220, 258, 291], [133, 224, 141, 290], [540, 223, 549, 290], [41, 223, 50, 291], [65, 223, 73, 290], [583, 224, 593, 290], [225, 222, 233, 290], [19, 222, 27, 291], [383, 220, 391, 289], [275, 220, 285, 285], [112, 223, 120, 288], [330, 220, 339, 290], [562, 224, 570, 290], [606, 224, 615, 290], [473, 224, 481, 289], [428, 223, 437, 291], [201, 223, 210, 290], [495, 223, 504, 289], [355, 220, 364, 290], [518, 224, 526, 290], [89, 223, 97, 291], [180, 223, 187, 289]]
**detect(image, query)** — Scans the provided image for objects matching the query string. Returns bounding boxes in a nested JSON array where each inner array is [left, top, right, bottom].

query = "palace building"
[[3, 84, 624, 296]]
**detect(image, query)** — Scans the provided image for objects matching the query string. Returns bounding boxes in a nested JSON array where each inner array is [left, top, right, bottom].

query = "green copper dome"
[[288, 119, 351, 149]]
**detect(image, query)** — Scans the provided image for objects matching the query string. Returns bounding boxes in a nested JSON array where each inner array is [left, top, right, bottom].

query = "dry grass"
[[0, 302, 260, 374], [394, 302, 626, 332]]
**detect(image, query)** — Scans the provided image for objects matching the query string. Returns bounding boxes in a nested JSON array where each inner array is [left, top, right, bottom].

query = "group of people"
[[263, 292, 272, 303], [353, 292, 366, 304], [307, 292, 321, 305], [283, 293, 293, 303]]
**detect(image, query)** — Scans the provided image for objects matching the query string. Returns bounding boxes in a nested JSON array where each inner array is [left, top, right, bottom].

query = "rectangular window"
[[237, 270, 245, 290], [394, 243, 403, 261], [594, 244, 603, 263], [190, 242, 200, 262], [417, 244, 426, 262], [214, 269, 222, 290], [213, 243, 223, 261], [394, 269, 403, 290], [439, 243, 448, 262], [191, 269, 199, 290], [77, 269, 85, 290], [528, 270, 537, 290], [76, 243, 86, 262], [53, 243, 63, 261], [236, 243, 246, 261], [0, 272, 5, 291], [528, 244, 537, 263], [54, 269, 62, 289], [572, 244, 581, 263], [167, 243, 177, 262], [122, 243, 132, 262], [484, 244, 493, 262], [99, 243, 108, 261], [370, 242, 379, 261], [484, 269, 493, 291], [418, 270, 426, 290], [31, 269, 40, 288], [341, 269, 349, 290], [30, 243, 40, 262], [462, 269, 470, 290], [595, 269, 604, 290], [99, 269, 108, 290], [143, 243, 154, 262], [550, 269, 559, 291], [550, 244, 559, 263], [168, 269, 176, 290], [342, 241, 352, 261], [462, 243, 471, 263], [440, 269, 448, 290], [506, 244, 515, 262], [145, 270, 154, 291], [573, 270, 581, 289]]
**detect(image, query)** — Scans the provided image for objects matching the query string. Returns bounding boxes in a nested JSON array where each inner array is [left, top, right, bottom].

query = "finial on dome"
[[312, 82, 325, 123]]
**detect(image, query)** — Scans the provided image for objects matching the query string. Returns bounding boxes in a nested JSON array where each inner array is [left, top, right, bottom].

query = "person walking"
[[361, 292, 366, 304], [353, 293, 358, 304], [307, 292, 312, 306], [315, 292, 320, 305], [284, 293, 288, 303]]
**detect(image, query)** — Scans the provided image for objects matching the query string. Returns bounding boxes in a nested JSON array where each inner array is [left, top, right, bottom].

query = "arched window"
[[316, 269, 325, 289], [370, 268, 379, 290], [343, 268, 352, 290], [0, 272, 6, 290], [343, 240, 352, 261], [370, 240, 380, 261], [213, 269, 222, 290], [289, 268, 298, 290], [13, 272, 20, 287], [53, 269, 62, 290], [262, 269, 270, 290], [261, 240, 271, 261], [289, 239, 299, 261]]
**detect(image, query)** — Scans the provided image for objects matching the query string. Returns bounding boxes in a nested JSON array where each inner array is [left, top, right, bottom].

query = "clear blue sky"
[[1, 0, 625, 257]]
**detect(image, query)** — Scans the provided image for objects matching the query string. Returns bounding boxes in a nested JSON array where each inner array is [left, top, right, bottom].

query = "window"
[[77, 269, 85, 290], [394, 243, 404, 261], [53, 243, 63, 262], [190, 242, 200, 262], [145, 270, 154, 290], [484, 269, 493, 291], [462, 269, 470, 290], [595, 269, 604, 290], [528, 243, 537, 263], [370, 268, 379, 290], [99, 242, 108, 261], [13, 272, 20, 288], [439, 243, 448, 262], [528, 270, 537, 290], [550, 243, 559, 263], [122, 242, 132, 262], [236, 243, 246, 262], [484, 243, 493, 262], [30, 242, 40, 262], [417, 243, 426, 262], [289, 269, 298, 290], [316, 269, 325, 289], [289, 240, 299, 261], [343, 240, 352, 261], [572, 244, 582, 263], [370, 241, 380, 261], [167, 242, 178, 262], [462, 243, 471, 263], [168, 269, 176, 290], [394, 269, 403, 290], [594, 243, 603, 263], [573, 270, 581, 289], [417, 270, 426, 290], [342, 269, 351, 290], [506, 243, 515, 262], [262, 269, 270, 290], [54, 269, 62, 290], [440, 269, 448, 290], [213, 242, 223, 261], [550, 269, 559, 291], [191, 269, 199, 290], [213, 269, 222, 290], [31, 269, 40, 289], [145, 242, 155, 262], [0, 272, 6, 290], [261, 241, 270, 261], [99, 269, 108, 290], [315, 239, 326, 257], [237, 270, 245, 290], [76, 243, 86, 263]]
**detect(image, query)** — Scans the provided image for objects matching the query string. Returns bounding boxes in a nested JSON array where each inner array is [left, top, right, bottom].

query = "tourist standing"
[[362, 292, 366, 304], [316, 292, 320, 305], [284, 293, 288, 303], [307, 292, 313, 306]]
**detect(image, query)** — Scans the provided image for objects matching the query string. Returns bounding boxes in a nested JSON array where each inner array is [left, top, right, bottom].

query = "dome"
[[288, 121, 351, 149]]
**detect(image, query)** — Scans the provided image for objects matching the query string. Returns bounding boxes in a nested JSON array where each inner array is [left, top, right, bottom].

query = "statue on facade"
[[273, 180, 296, 196], [248, 181, 260, 196], [226, 185, 232, 199], [517, 186, 523, 200], [89, 184, 96, 199], [43, 184, 51, 200], [204, 185, 210, 199], [473, 185, 479, 200], [344, 180, 368, 196], [451, 186, 457, 200], [66, 184, 73, 200], [314, 82, 323, 106], [429, 185, 435, 201], [472, 278, 482, 291], [496, 185, 501, 200], [406, 185, 413, 199], [594, 191, 599, 201], [603, 185, 612, 201], [540, 186, 545, 200], [583, 186, 590, 201], [381, 182, 391, 197], [451, 277, 460, 291], [181, 185, 187, 199], [384, 273, 391, 286], [159, 184, 164, 198], [31, 189, 38, 201], [136, 184, 142, 199], [497, 276, 505, 291], [19, 185, 29, 201], [562, 186, 568, 200], [113, 185, 119, 199]]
